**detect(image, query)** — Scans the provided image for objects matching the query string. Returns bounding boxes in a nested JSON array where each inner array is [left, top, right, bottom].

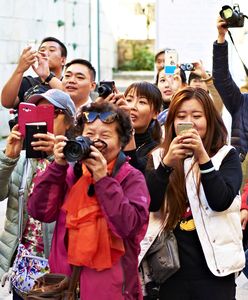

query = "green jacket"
[[0, 150, 54, 279]]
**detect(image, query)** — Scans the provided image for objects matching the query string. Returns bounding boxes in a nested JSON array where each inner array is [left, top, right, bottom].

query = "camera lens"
[[97, 84, 112, 98], [63, 136, 92, 162], [186, 63, 194, 71]]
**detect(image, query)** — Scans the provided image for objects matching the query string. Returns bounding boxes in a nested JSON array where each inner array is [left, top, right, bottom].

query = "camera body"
[[97, 81, 115, 98], [220, 4, 244, 28], [180, 63, 195, 72], [63, 136, 93, 162]]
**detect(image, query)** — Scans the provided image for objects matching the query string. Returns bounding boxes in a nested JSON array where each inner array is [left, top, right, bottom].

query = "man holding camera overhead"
[[212, 6, 248, 273]]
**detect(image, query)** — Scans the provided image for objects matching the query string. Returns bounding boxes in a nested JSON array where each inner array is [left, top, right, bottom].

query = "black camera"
[[97, 81, 115, 98], [180, 63, 195, 72], [219, 4, 245, 28], [63, 136, 93, 162]]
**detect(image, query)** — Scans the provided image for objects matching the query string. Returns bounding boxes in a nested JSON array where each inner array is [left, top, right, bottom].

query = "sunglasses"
[[83, 111, 117, 124]]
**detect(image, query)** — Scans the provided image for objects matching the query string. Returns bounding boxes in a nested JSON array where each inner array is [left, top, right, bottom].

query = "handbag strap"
[[68, 266, 82, 293], [18, 159, 31, 241]]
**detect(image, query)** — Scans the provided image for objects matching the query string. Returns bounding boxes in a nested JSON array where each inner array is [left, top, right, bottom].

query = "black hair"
[[180, 68, 187, 84], [155, 68, 187, 86], [124, 81, 162, 143], [154, 49, 165, 62], [39, 37, 67, 58], [188, 72, 201, 85], [65, 59, 96, 81], [74, 102, 132, 148]]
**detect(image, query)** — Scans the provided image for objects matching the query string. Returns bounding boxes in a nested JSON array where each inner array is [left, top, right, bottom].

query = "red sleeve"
[[241, 181, 248, 210]]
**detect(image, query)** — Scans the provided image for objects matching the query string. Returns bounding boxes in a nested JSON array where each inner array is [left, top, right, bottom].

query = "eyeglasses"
[[54, 108, 66, 118], [83, 111, 118, 124]]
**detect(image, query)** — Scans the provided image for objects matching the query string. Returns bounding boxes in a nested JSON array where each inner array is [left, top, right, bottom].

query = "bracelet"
[[161, 161, 174, 174], [201, 76, 213, 83], [200, 166, 215, 174]]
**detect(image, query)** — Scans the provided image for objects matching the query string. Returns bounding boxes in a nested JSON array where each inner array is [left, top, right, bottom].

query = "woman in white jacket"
[[145, 87, 245, 300]]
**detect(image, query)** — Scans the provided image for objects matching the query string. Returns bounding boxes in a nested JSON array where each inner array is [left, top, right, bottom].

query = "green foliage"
[[119, 44, 154, 71]]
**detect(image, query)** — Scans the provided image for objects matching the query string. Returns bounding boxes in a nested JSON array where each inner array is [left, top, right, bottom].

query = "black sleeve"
[[212, 41, 243, 115], [200, 148, 242, 211], [124, 149, 147, 174], [145, 163, 172, 212], [17, 77, 33, 105]]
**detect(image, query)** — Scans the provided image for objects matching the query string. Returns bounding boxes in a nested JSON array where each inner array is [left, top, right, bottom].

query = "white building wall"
[[156, 0, 248, 83], [0, 0, 117, 136]]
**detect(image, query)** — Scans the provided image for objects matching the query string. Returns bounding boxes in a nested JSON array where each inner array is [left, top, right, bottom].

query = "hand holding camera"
[[5, 124, 24, 159]]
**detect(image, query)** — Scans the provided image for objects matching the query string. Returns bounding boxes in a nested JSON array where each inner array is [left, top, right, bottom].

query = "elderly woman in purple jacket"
[[27, 102, 150, 300]]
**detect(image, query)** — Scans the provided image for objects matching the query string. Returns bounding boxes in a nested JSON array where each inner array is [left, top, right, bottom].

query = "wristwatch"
[[44, 72, 55, 83]]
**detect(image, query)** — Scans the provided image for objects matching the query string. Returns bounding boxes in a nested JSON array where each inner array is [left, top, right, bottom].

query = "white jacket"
[[184, 145, 245, 276]]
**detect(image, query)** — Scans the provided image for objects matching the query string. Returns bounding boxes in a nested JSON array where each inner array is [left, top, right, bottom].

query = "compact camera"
[[97, 81, 115, 98], [219, 4, 245, 28], [63, 136, 93, 162], [180, 63, 195, 72]]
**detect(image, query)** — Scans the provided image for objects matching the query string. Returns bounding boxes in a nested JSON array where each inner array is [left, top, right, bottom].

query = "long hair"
[[124, 81, 162, 142], [161, 87, 228, 229]]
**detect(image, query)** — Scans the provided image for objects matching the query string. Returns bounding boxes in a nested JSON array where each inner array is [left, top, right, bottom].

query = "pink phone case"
[[18, 103, 54, 137]]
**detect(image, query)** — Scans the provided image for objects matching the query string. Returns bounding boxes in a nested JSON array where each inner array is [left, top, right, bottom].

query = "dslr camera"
[[180, 63, 195, 71], [219, 4, 245, 28], [63, 136, 93, 162], [97, 81, 115, 98]]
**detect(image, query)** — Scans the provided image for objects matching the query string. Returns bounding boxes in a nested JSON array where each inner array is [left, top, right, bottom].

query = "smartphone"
[[18, 103, 54, 137], [164, 49, 178, 75], [177, 122, 193, 135], [25, 122, 47, 158]]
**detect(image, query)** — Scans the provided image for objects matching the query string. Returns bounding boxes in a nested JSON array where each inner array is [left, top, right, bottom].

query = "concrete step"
[[113, 70, 155, 91]]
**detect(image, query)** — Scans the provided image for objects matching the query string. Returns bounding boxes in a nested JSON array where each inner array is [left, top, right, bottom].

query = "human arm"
[[1, 47, 37, 108], [27, 161, 69, 222], [200, 148, 242, 211], [241, 181, 248, 229], [32, 51, 63, 90], [0, 124, 24, 200], [212, 17, 243, 114], [95, 165, 150, 238], [27, 135, 70, 222], [206, 80, 224, 114]]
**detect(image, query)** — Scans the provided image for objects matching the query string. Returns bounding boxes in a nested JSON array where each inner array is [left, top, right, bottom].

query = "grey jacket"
[[0, 150, 54, 279]]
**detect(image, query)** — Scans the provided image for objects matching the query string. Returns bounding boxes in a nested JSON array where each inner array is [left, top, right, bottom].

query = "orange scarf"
[[62, 160, 125, 271]]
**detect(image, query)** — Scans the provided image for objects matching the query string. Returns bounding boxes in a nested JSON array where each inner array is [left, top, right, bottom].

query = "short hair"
[[188, 72, 201, 85], [39, 37, 67, 58], [65, 59, 96, 81], [74, 102, 132, 148], [154, 49, 165, 62]]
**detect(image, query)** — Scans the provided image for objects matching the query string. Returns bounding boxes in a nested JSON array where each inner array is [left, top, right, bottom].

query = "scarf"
[[62, 160, 125, 271]]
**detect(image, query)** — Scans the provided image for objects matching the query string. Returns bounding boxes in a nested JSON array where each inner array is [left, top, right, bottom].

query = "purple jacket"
[[28, 159, 150, 300]]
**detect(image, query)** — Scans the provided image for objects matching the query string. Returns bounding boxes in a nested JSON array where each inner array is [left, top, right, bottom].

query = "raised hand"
[[5, 124, 24, 159]]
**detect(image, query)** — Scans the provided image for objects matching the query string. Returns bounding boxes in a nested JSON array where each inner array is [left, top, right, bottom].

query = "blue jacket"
[[212, 40, 248, 161]]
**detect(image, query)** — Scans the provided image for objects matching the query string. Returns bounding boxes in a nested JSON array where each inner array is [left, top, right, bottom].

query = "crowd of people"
[[0, 13, 248, 300]]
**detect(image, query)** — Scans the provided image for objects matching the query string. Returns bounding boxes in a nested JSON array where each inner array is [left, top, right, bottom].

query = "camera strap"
[[228, 30, 248, 77]]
